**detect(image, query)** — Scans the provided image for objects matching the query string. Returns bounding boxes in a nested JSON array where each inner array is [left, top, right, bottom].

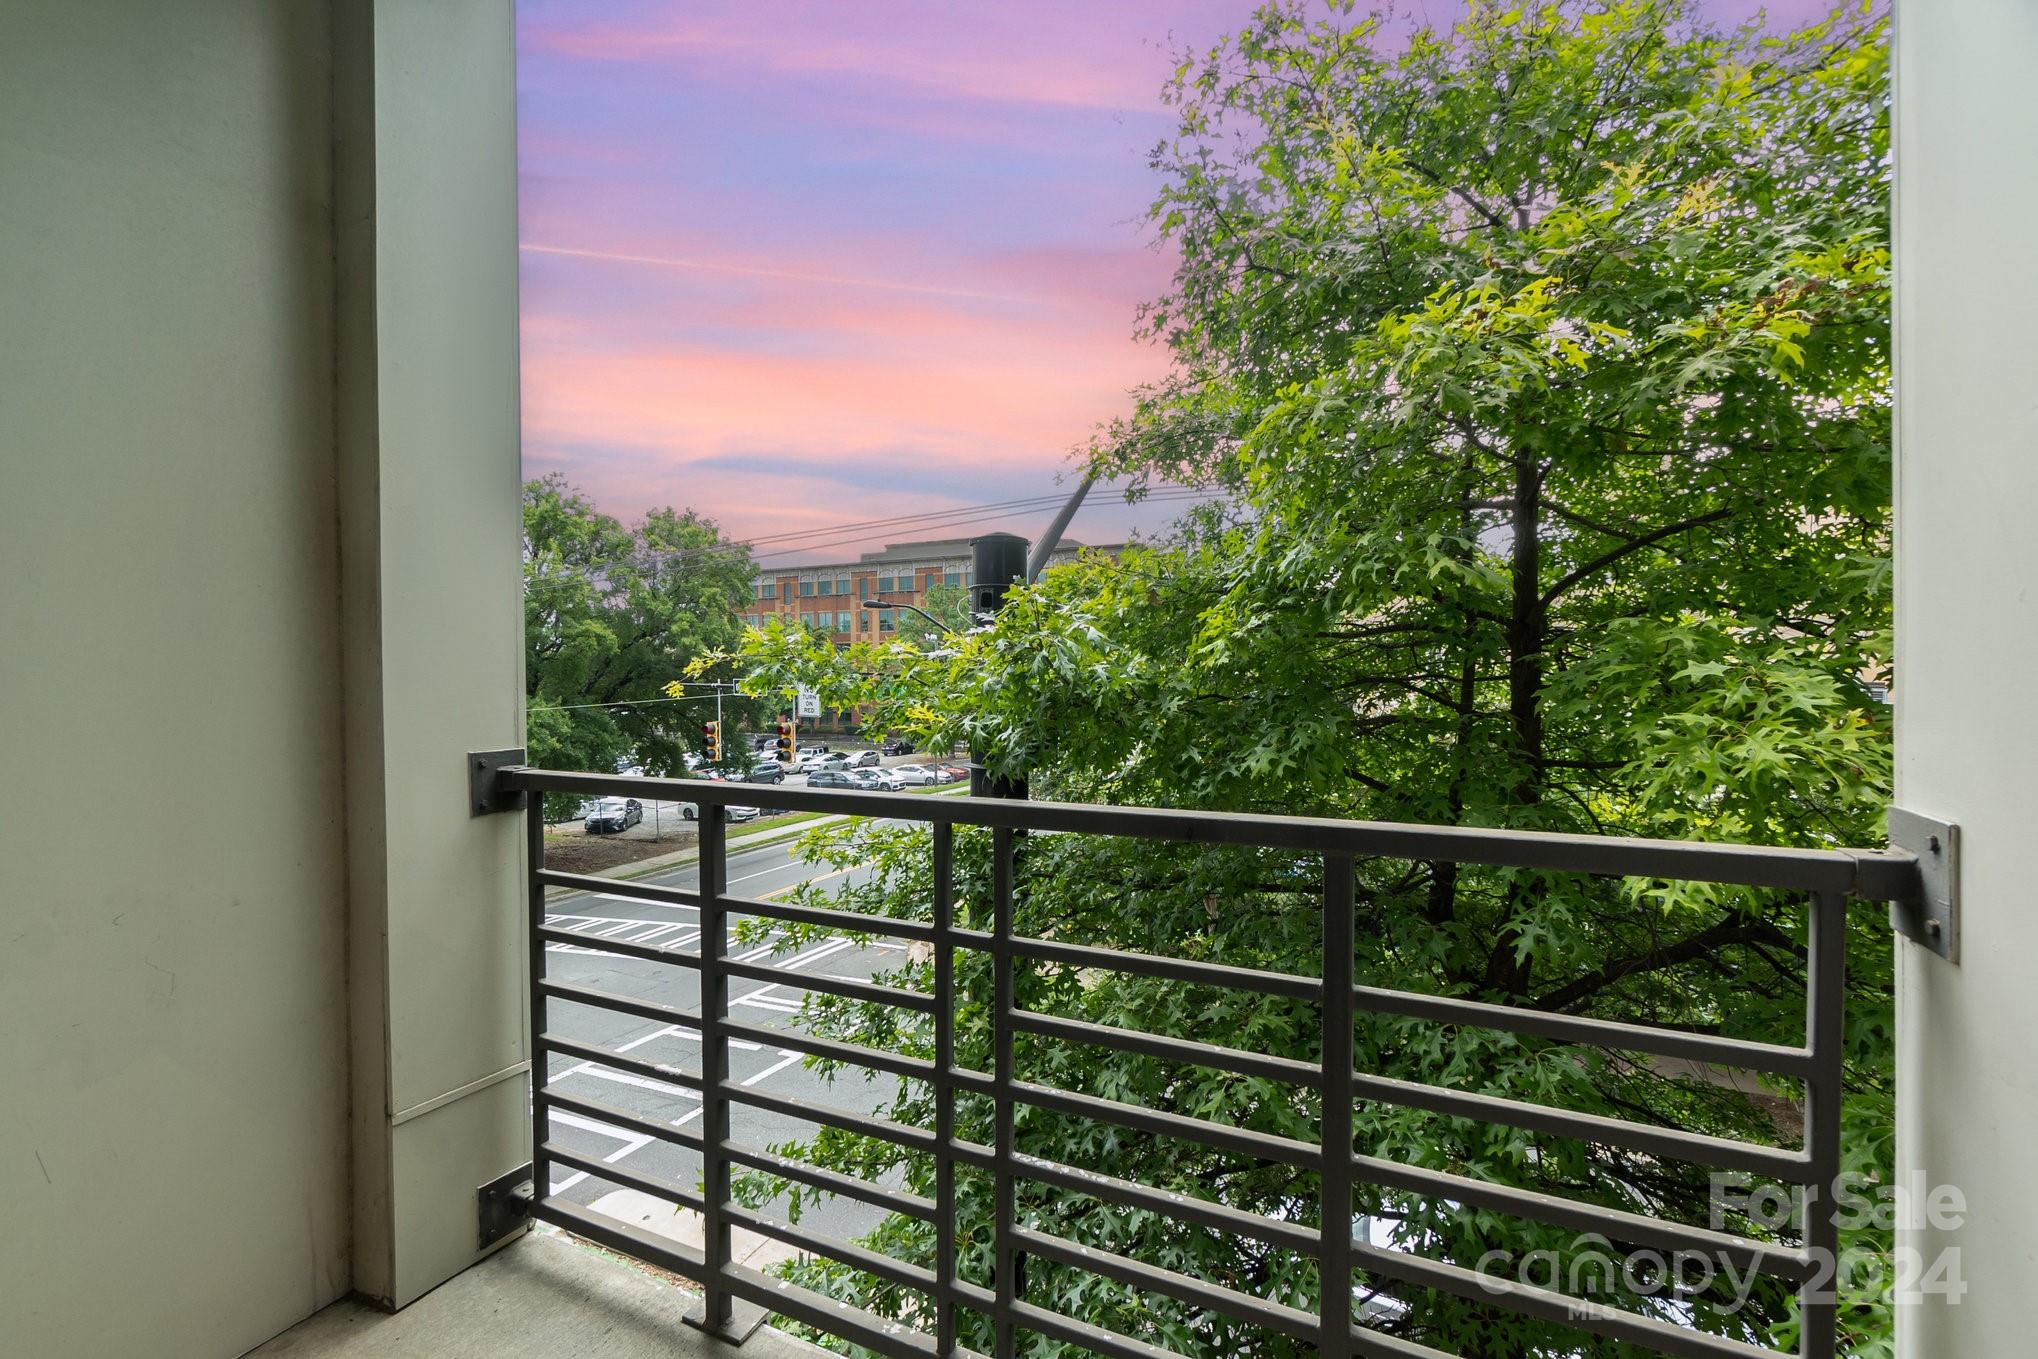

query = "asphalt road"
[[538, 830, 915, 1248]]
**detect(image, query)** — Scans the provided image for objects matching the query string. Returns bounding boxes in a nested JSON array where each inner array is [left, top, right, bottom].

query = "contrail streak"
[[521, 242, 1038, 306]]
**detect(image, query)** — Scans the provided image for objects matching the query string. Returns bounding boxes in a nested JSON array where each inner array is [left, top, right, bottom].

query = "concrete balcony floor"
[[248, 1229, 827, 1359]]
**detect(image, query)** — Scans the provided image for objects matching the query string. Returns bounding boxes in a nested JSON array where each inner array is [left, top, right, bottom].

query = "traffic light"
[[702, 719, 722, 762], [775, 719, 795, 763]]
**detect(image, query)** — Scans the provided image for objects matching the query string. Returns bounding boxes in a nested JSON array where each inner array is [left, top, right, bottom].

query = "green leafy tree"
[[524, 476, 760, 812], [730, 3, 1893, 1355]]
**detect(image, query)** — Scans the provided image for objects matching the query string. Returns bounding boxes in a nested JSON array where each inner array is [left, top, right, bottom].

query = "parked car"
[[843, 749, 880, 768], [798, 752, 846, 774], [890, 764, 941, 787], [742, 761, 786, 785], [880, 736, 914, 755], [583, 797, 642, 834], [936, 764, 969, 783], [806, 769, 862, 790], [796, 744, 830, 760], [856, 768, 907, 792], [680, 802, 760, 822]]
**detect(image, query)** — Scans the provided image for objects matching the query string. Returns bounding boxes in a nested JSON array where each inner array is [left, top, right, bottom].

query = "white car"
[[858, 768, 907, 791], [798, 752, 846, 774], [681, 803, 759, 822], [889, 764, 941, 787]]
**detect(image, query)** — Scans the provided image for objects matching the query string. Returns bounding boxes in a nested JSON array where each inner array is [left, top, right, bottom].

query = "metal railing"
[[496, 764, 1919, 1359]]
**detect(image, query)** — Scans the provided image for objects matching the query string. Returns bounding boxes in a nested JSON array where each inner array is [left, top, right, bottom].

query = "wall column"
[[1893, 2, 2038, 1352], [334, 0, 526, 1307]]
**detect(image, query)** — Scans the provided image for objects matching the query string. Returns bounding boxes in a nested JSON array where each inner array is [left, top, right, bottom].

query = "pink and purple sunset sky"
[[516, 0, 1836, 565]]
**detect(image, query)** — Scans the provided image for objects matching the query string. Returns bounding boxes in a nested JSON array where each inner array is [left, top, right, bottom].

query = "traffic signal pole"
[[968, 532, 1030, 801]]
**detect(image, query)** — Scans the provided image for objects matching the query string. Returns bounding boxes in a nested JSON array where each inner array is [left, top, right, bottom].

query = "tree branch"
[[1539, 506, 1736, 608]]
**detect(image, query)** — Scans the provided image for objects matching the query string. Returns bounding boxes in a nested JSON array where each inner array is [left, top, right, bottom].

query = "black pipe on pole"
[[969, 532, 1030, 801]]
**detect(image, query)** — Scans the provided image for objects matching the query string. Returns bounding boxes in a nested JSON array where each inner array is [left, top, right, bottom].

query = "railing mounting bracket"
[[1888, 807, 1959, 963], [478, 1161, 533, 1249], [469, 748, 527, 816]]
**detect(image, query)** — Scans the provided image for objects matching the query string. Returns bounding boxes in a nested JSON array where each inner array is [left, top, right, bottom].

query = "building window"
[[840, 611, 853, 630], [836, 574, 851, 595], [858, 576, 870, 599], [878, 608, 894, 632], [800, 578, 815, 597], [818, 578, 833, 596], [944, 569, 961, 589]]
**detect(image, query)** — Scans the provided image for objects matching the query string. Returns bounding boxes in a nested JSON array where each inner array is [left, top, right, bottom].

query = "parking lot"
[[539, 827, 917, 1250]]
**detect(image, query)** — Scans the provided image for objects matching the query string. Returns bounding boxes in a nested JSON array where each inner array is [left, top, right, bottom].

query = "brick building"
[[737, 536, 1118, 729], [738, 536, 1117, 642]]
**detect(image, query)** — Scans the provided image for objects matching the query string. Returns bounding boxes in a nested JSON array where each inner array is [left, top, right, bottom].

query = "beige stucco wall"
[[0, 3, 352, 1355], [335, 0, 527, 1309], [0, 0, 524, 1352], [1894, 0, 2038, 1352]]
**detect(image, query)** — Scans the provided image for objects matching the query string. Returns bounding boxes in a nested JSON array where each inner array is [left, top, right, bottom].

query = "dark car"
[[880, 736, 914, 755], [583, 797, 642, 834], [806, 770, 861, 790], [742, 761, 787, 785]]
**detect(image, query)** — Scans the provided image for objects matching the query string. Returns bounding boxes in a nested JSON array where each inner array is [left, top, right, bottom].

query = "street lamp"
[[861, 598, 947, 631]]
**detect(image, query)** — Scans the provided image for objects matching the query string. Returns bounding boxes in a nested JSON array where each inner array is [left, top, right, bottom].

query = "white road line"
[[743, 1051, 805, 1086], [618, 1024, 766, 1053], [546, 1109, 649, 1191], [596, 891, 697, 913], [616, 1024, 686, 1053], [775, 938, 858, 971]]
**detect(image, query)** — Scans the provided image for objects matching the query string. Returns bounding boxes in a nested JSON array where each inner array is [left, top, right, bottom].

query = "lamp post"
[[861, 598, 946, 633]]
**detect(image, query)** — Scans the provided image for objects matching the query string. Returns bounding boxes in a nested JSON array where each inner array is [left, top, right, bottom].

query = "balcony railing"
[[490, 764, 1920, 1359]]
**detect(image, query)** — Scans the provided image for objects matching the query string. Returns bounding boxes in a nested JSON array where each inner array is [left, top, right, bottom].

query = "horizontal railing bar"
[[506, 767, 1885, 895], [1013, 1010, 1322, 1085], [725, 1082, 938, 1152], [718, 1258, 944, 1359], [537, 979, 702, 1032], [1351, 1237, 1787, 1359], [1353, 1072, 1811, 1181], [946, 1064, 997, 1096], [996, 932, 1323, 1002], [1011, 1079, 1322, 1168], [541, 1141, 708, 1214], [539, 1031, 704, 1092], [1005, 1299, 1194, 1359], [539, 1086, 704, 1152], [538, 1196, 706, 1276], [720, 955, 937, 1013], [720, 1017, 935, 1083], [536, 924, 702, 970], [720, 1138, 939, 1222], [724, 1204, 938, 1295], [537, 867, 699, 909], [1008, 1149, 1320, 1254], [1347, 1327, 1465, 1359], [1352, 984, 1814, 1077], [726, 893, 936, 942], [1351, 1151, 1815, 1282], [1011, 1227, 1320, 1340]]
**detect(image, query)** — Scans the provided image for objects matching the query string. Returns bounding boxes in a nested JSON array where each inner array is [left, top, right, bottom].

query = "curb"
[[542, 782, 972, 903]]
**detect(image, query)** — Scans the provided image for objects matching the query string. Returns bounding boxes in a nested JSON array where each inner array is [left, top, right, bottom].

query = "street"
[[539, 828, 915, 1250]]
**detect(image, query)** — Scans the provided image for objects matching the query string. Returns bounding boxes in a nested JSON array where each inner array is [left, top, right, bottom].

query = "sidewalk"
[[544, 783, 970, 901]]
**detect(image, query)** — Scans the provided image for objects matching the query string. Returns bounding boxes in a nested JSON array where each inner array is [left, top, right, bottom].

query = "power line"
[[736, 483, 1214, 552], [528, 694, 730, 713], [748, 490, 1223, 562], [739, 492, 1074, 547]]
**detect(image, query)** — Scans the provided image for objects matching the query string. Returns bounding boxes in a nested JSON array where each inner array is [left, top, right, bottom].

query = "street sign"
[[796, 685, 821, 719]]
